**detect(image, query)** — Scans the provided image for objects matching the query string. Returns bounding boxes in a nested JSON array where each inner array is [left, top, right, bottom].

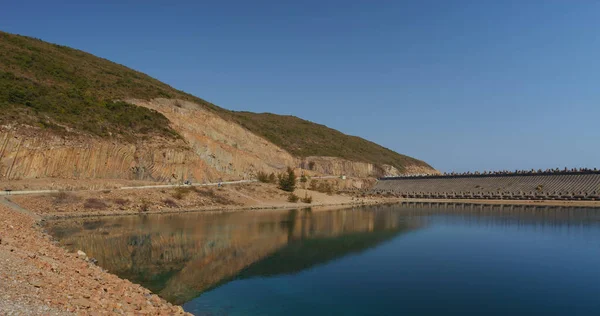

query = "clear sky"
[[2, 1, 599, 172]]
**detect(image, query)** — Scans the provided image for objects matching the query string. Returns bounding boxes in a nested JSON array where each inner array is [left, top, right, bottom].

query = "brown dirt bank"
[[0, 203, 190, 315], [11, 182, 387, 219]]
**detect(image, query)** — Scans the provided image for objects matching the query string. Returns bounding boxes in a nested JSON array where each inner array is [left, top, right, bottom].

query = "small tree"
[[257, 171, 277, 184], [278, 167, 297, 192], [287, 193, 300, 203], [301, 192, 313, 203], [257, 171, 270, 183], [299, 174, 308, 188]]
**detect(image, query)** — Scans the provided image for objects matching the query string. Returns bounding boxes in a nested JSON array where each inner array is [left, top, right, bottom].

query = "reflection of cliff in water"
[[48, 203, 600, 305], [237, 229, 402, 278], [47, 207, 422, 305]]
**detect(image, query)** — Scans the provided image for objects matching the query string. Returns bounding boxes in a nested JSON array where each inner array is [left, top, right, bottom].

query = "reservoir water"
[[47, 203, 600, 315]]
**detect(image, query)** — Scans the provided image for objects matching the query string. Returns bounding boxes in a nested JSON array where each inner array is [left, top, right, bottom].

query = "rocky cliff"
[[0, 30, 438, 186], [129, 98, 297, 179], [0, 101, 437, 186], [301, 156, 439, 178], [0, 125, 218, 183]]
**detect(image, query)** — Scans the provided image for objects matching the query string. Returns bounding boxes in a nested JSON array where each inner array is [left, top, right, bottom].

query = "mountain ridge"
[[0, 30, 436, 181]]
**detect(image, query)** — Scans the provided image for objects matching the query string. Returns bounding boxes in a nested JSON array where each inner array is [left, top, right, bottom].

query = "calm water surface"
[[47, 203, 600, 315]]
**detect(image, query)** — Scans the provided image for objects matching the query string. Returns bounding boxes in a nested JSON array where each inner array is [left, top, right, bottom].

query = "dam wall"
[[371, 172, 600, 201]]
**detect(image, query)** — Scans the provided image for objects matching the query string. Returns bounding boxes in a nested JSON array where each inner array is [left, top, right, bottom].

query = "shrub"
[[112, 198, 129, 206], [257, 171, 270, 183], [83, 198, 108, 210], [301, 193, 313, 203], [172, 187, 191, 200], [257, 171, 278, 184], [197, 188, 217, 198], [197, 188, 235, 205], [287, 193, 300, 203], [52, 191, 79, 204], [163, 198, 178, 208], [278, 167, 296, 192], [140, 200, 150, 212]]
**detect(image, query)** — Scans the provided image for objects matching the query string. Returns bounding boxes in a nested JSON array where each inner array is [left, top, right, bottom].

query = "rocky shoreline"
[[0, 203, 191, 315]]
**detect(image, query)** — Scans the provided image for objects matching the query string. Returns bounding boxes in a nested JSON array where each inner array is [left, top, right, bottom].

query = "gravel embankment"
[[0, 201, 190, 315]]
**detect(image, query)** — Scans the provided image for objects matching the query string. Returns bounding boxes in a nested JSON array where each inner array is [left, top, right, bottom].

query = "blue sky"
[[2, 1, 599, 172]]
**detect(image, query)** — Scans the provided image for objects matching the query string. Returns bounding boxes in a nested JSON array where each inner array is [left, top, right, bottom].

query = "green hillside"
[[0, 31, 213, 140], [230, 112, 431, 171], [0, 30, 433, 172]]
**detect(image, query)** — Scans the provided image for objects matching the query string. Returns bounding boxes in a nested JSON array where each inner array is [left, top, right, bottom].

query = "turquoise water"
[[48, 204, 600, 315]]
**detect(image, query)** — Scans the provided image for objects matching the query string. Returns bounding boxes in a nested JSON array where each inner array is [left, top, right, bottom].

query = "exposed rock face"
[[302, 156, 438, 178], [0, 126, 219, 183], [403, 164, 441, 176], [0, 96, 297, 184], [128, 98, 297, 179], [0, 99, 436, 185]]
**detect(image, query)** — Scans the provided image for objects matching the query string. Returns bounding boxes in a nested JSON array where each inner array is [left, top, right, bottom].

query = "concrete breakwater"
[[371, 172, 600, 201]]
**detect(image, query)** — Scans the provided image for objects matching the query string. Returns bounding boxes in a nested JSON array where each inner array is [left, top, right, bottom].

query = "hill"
[[0, 30, 433, 174], [230, 112, 430, 172]]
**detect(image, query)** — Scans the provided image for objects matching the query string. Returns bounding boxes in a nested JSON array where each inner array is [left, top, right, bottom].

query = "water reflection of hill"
[[48, 207, 421, 305], [237, 229, 402, 278], [48, 203, 600, 305]]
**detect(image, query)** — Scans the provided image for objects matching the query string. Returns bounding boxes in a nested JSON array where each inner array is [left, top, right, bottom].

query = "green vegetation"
[[257, 171, 270, 183], [301, 193, 313, 203], [0, 31, 432, 171], [257, 171, 277, 184], [229, 112, 432, 173], [287, 193, 300, 203], [0, 31, 213, 140], [300, 175, 308, 183], [278, 167, 296, 192]]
